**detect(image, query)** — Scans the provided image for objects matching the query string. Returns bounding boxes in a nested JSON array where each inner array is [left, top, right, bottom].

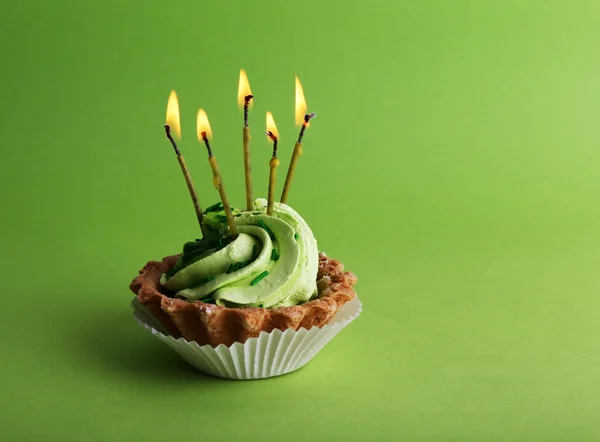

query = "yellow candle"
[[176, 154, 204, 234], [196, 108, 238, 238], [265, 112, 280, 215], [165, 90, 205, 235], [208, 156, 238, 238], [268, 158, 280, 215], [238, 69, 254, 210], [280, 141, 302, 205], [243, 126, 252, 209], [280, 76, 315, 204]]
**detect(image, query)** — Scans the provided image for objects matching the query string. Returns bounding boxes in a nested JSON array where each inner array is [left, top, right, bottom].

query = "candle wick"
[[201, 132, 213, 157], [243, 95, 254, 127], [265, 131, 278, 142], [164, 124, 181, 156], [297, 113, 316, 143], [266, 131, 278, 157]]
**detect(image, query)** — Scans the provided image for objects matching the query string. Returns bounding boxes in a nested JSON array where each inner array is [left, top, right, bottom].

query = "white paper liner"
[[132, 296, 362, 379]]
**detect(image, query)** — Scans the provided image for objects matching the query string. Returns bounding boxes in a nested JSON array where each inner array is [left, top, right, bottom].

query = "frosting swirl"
[[160, 199, 318, 308]]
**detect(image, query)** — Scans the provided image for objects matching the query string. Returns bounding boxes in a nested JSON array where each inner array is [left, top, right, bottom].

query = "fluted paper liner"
[[132, 295, 362, 379]]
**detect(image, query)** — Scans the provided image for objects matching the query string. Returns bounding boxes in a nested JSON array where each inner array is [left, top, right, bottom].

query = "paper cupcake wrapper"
[[132, 296, 362, 380]]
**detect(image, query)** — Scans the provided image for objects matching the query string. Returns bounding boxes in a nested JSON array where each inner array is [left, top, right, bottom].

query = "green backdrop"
[[2, 1, 599, 441]]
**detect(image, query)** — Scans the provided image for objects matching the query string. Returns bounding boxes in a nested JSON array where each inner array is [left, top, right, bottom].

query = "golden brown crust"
[[129, 253, 357, 347]]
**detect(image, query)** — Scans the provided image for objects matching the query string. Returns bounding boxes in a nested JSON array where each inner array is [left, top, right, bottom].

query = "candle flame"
[[238, 69, 253, 108], [166, 90, 181, 139], [295, 75, 307, 126], [265, 112, 279, 141], [196, 109, 213, 141]]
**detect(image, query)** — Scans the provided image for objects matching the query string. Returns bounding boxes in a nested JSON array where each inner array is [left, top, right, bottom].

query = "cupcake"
[[131, 80, 361, 379], [130, 199, 361, 378]]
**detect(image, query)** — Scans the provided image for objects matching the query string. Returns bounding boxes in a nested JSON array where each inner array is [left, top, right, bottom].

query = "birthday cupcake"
[[129, 73, 361, 379]]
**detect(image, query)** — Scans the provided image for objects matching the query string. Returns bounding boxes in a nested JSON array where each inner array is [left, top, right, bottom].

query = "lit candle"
[[265, 112, 280, 216], [280, 75, 316, 204], [164, 90, 205, 236], [196, 109, 238, 238], [238, 69, 254, 210]]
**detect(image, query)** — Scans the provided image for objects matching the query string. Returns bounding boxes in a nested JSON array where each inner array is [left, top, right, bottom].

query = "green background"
[[1, 0, 599, 440]]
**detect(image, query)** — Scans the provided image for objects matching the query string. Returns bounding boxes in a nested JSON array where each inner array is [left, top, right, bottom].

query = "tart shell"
[[129, 253, 358, 347]]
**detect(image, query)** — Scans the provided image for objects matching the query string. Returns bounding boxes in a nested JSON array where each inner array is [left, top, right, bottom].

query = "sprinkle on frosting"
[[204, 202, 223, 213], [250, 271, 269, 286], [258, 220, 275, 240]]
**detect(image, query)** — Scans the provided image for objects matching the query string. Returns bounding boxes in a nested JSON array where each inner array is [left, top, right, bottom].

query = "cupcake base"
[[129, 252, 362, 379], [132, 295, 362, 379], [130, 253, 359, 347]]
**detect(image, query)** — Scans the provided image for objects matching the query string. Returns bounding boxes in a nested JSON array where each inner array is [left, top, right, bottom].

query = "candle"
[[164, 90, 205, 236], [238, 69, 254, 210], [196, 108, 238, 238], [265, 112, 280, 216], [280, 76, 316, 204]]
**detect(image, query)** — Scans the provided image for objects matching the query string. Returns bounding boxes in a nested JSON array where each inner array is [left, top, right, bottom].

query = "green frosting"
[[160, 199, 318, 308]]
